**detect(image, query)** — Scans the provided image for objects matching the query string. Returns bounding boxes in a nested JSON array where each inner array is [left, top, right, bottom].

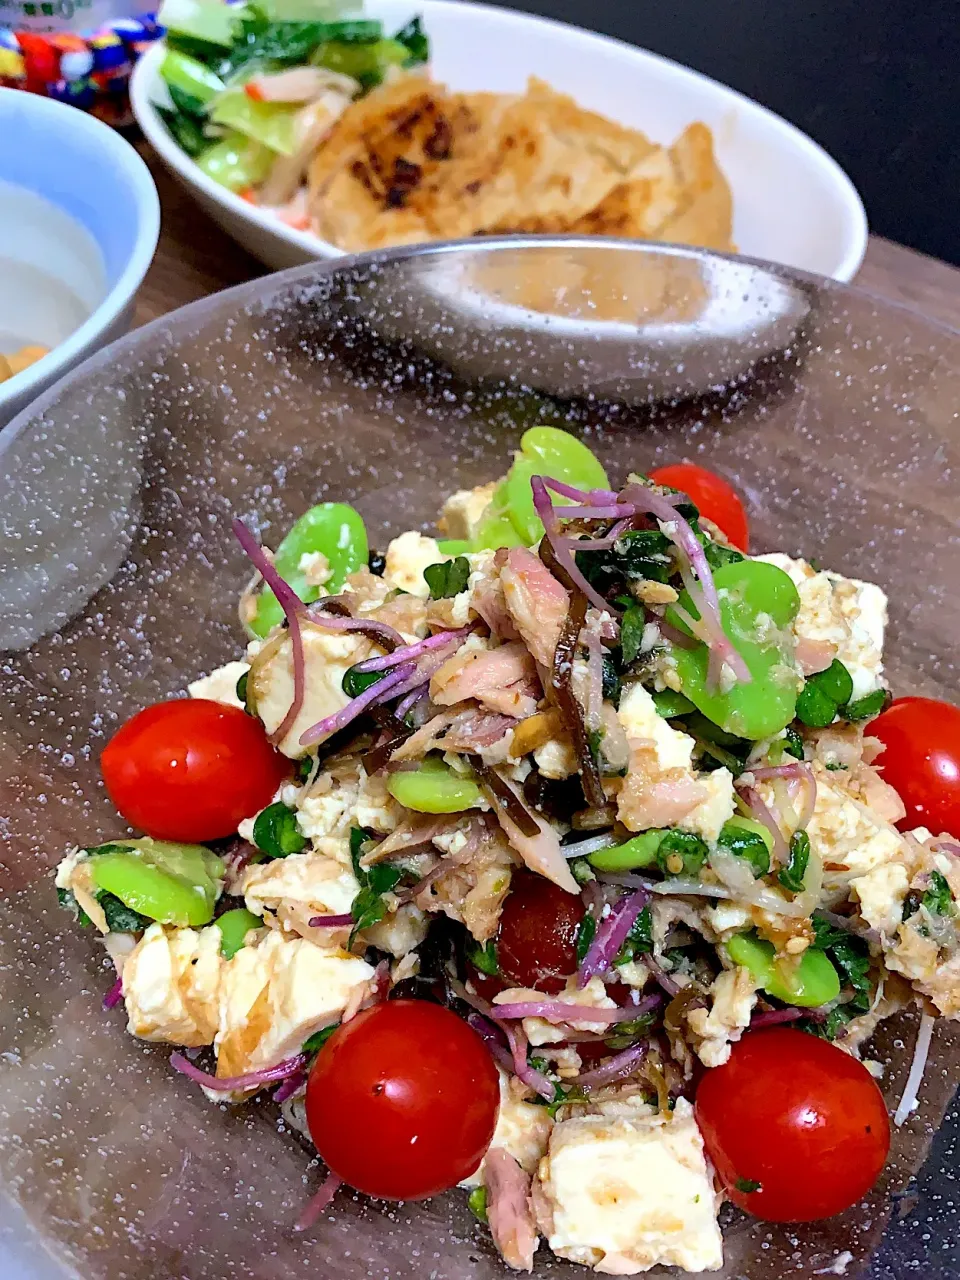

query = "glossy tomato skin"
[[695, 1028, 890, 1222], [872, 696, 960, 835], [496, 869, 585, 994], [649, 462, 749, 552], [306, 999, 499, 1200], [101, 699, 289, 842]]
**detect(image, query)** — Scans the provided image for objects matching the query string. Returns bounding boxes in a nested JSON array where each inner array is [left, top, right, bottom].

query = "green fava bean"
[[214, 908, 262, 959], [726, 931, 841, 1008], [472, 427, 610, 550], [89, 838, 224, 928], [387, 754, 484, 814], [503, 427, 610, 545], [252, 503, 369, 637], [589, 830, 663, 871], [666, 560, 801, 740]]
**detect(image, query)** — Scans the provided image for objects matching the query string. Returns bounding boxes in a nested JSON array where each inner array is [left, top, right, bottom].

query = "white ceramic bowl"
[[132, 0, 867, 279], [0, 88, 160, 427]]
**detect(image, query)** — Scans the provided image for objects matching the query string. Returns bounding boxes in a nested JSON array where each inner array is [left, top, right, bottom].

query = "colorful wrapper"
[[0, 12, 162, 126]]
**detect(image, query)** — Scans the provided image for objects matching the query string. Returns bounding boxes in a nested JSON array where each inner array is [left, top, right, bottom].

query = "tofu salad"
[[56, 429, 960, 1273]]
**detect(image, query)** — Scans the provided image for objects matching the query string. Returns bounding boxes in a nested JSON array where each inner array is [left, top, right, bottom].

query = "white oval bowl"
[[0, 88, 160, 427], [132, 0, 867, 280]]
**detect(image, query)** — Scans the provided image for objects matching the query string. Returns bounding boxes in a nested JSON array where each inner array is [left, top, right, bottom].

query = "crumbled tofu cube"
[[123, 923, 223, 1047], [494, 977, 617, 1046], [298, 550, 332, 588], [534, 736, 578, 780], [215, 929, 374, 1080], [363, 903, 429, 956], [533, 1097, 723, 1273], [384, 531, 446, 598], [618, 681, 694, 772], [248, 624, 372, 757], [439, 481, 498, 541], [849, 861, 910, 939], [754, 554, 887, 699], [686, 967, 759, 1068], [617, 682, 735, 838], [188, 660, 249, 709], [240, 849, 360, 921], [461, 1067, 555, 1188], [805, 768, 906, 899]]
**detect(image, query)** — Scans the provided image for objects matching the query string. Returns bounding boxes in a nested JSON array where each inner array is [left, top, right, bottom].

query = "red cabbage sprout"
[[170, 1050, 307, 1093], [352, 624, 475, 674], [503, 1021, 557, 1101], [577, 887, 649, 987], [299, 661, 416, 746], [308, 913, 353, 928], [102, 977, 123, 1011], [574, 1040, 650, 1090], [294, 1171, 343, 1233]]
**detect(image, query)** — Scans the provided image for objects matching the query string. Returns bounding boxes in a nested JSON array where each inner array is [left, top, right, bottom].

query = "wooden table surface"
[[132, 144, 960, 334]]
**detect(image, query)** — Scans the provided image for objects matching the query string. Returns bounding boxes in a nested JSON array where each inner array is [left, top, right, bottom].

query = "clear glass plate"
[[0, 239, 957, 1279]]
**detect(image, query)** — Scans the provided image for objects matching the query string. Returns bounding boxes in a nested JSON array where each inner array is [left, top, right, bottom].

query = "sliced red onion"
[[593, 870, 653, 890], [467, 1012, 515, 1074], [531, 476, 616, 615], [894, 1011, 935, 1127], [170, 1050, 306, 1093], [561, 832, 619, 860], [582, 629, 604, 733], [233, 517, 307, 744], [575, 1041, 650, 1090], [352, 624, 474, 674], [503, 1022, 557, 1101], [308, 913, 353, 928], [102, 977, 123, 1011], [272, 1070, 306, 1103], [620, 483, 751, 687], [394, 684, 430, 722], [750, 1006, 805, 1028], [737, 784, 791, 865], [305, 602, 404, 651], [578, 887, 649, 988], [541, 477, 619, 505], [557, 504, 637, 521], [935, 840, 960, 859], [448, 977, 497, 1020], [494, 999, 649, 1025], [299, 661, 416, 746], [294, 1171, 342, 1233], [572, 518, 632, 552], [641, 953, 681, 997]]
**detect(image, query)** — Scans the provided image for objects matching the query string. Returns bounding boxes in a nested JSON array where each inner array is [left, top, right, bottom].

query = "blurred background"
[[485, 0, 959, 266]]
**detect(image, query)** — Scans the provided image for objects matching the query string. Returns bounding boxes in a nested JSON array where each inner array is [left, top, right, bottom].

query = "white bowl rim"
[[130, 0, 868, 282], [0, 87, 161, 413]]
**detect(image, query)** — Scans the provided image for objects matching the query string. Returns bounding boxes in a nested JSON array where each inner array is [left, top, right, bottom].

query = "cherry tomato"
[[101, 699, 289, 842], [497, 869, 585, 994], [649, 462, 749, 552], [871, 696, 960, 835], [695, 1028, 890, 1222], [306, 1000, 499, 1200]]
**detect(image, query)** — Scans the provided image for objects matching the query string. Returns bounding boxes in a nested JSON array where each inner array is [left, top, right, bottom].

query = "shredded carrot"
[[244, 81, 264, 102], [238, 186, 258, 204], [279, 209, 311, 230]]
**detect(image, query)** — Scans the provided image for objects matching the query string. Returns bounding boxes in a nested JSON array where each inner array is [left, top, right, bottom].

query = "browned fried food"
[[306, 72, 733, 254]]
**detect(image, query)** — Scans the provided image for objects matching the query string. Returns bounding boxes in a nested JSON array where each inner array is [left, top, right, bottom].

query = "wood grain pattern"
[[133, 142, 960, 332]]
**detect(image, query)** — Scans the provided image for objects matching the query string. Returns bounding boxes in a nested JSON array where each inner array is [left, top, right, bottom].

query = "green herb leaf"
[[735, 1177, 762, 1194], [586, 727, 604, 761], [302, 1023, 339, 1055], [840, 689, 887, 721], [922, 869, 955, 917], [467, 938, 500, 976], [656, 829, 708, 876], [575, 912, 597, 964], [342, 664, 386, 698], [783, 726, 804, 759], [601, 653, 622, 705], [424, 556, 470, 599], [778, 830, 810, 893], [349, 863, 402, 944], [467, 1185, 489, 1224], [156, 105, 209, 158], [615, 905, 653, 963], [620, 605, 646, 666], [796, 660, 855, 728], [297, 755, 315, 783], [817, 660, 854, 706], [393, 14, 429, 64], [56, 886, 92, 929], [349, 826, 371, 882], [97, 891, 152, 933], [236, 670, 254, 715], [604, 1011, 656, 1050], [703, 541, 745, 571], [718, 821, 771, 879], [812, 913, 872, 1002], [252, 802, 307, 859], [569, 857, 596, 886]]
